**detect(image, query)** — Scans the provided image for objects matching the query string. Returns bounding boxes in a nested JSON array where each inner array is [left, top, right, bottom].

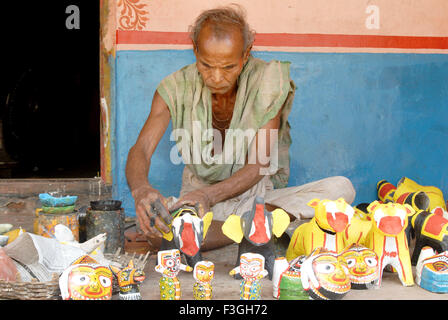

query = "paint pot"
[[37, 211, 79, 241], [86, 200, 124, 254], [90, 200, 122, 211]]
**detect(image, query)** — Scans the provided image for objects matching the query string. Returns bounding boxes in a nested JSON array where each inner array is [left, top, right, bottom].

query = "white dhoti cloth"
[[167, 167, 356, 222]]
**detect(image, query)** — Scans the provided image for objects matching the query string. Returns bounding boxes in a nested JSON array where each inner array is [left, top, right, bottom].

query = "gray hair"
[[189, 4, 255, 52]]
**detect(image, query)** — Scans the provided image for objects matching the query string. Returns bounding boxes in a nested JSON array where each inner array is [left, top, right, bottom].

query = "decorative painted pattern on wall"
[[117, 0, 149, 31], [114, 0, 448, 53]]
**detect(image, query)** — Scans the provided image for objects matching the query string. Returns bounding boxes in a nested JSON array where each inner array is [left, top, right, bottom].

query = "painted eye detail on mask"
[[166, 259, 174, 267], [99, 276, 112, 288], [315, 263, 335, 274], [209, 271, 214, 277], [365, 258, 378, 267], [250, 266, 259, 273], [72, 274, 90, 286], [345, 259, 356, 268]]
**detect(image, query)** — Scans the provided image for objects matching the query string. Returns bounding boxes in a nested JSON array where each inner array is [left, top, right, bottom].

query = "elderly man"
[[125, 5, 355, 251]]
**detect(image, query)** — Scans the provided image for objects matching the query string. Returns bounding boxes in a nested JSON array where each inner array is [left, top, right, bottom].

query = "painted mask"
[[239, 253, 266, 280], [278, 255, 309, 300], [221, 196, 290, 246], [308, 198, 355, 233], [114, 260, 145, 288], [193, 261, 215, 283], [416, 247, 448, 293], [339, 244, 379, 289], [240, 197, 273, 246], [157, 249, 182, 278], [172, 208, 206, 257], [59, 264, 113, 300], [301, 248, 351, 300], [367, 201, 413, 236], [286, 255, 305, 274]]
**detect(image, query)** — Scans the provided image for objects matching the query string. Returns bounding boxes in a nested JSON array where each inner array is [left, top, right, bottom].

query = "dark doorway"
[[0, 1, 100, 178]]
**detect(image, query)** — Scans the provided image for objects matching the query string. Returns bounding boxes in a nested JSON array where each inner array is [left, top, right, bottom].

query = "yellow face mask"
[[301, 248, 351, 300], [339, 244, 379, 288], [193, 261, 215, 283], [313, 254, 350, 293], [64, 265, 113, 300]]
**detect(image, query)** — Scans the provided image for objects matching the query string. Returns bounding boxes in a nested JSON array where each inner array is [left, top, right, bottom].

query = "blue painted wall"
[[114, 50, 448, 217]]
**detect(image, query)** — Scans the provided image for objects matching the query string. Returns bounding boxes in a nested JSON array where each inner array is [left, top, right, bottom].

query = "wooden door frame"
[[0, 1, 114, 196], [99, 0, 116, 185]]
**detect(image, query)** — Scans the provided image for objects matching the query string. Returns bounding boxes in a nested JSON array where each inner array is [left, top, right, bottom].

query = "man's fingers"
[[148, 221, 163, 237], [153, 216, 170, 234], [143, 199, 170, 234], [168, 201, 183, 212], [169, 199, 193, 212], [136, 206, 151, 234], [137, 203, 164, 237]]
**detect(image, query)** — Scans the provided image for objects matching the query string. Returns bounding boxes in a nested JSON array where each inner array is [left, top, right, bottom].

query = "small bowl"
[[90, 200, 122, 211], [39, 193, 78, 207], [0, 235, 9, 247]]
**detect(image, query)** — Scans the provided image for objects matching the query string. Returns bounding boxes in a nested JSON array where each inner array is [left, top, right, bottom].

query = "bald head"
[[189, 5, 255, 54]]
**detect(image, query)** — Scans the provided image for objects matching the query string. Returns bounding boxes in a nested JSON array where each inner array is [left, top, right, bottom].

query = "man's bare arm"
[[125, 91, 171, 236], [126, 91, 170, 192]]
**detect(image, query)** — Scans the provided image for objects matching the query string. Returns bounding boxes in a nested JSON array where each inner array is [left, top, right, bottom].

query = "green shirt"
[[157, 56, 295, 188]]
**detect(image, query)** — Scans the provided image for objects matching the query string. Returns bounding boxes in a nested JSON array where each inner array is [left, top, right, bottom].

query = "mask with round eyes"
[[301, 248, 351, 300], [59, 264, 113, 300], [339, 244, 379, 289], [158, 249, 182, 278], [239, 253, 265, 280], [193, 261, 215, 283]]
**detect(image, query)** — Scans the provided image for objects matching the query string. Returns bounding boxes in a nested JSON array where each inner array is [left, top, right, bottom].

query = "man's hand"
[[132, 185, 171, 242], [169, 189, 211, 218]]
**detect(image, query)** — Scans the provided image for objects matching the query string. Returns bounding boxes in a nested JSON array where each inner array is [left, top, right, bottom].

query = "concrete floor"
[[1, 194, 447, 301]]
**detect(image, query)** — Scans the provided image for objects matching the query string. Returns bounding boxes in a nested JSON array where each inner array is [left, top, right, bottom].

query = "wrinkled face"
[[159, 249, 181, 277], [339, 245, 379, 285], [368, 202, 411, 236], [240, 253, 265, 280], [67, 265, 113, 300], [194, 23, 249, 95], [311, 253, 351, 299], [313, 198, 354, 233], [194, 261, 215, 283]]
